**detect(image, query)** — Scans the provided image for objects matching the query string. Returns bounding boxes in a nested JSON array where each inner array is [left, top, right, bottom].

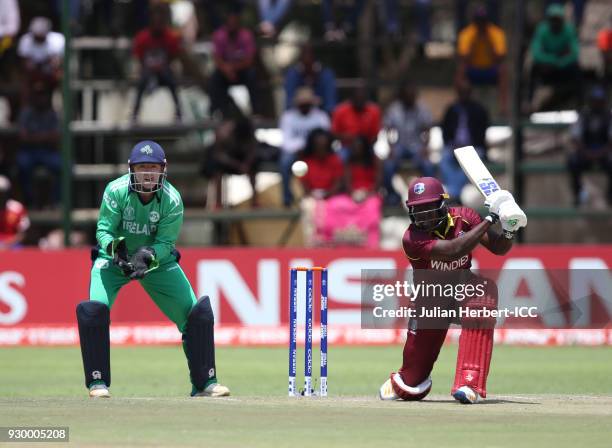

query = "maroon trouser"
[[398, 277, 497, 398]]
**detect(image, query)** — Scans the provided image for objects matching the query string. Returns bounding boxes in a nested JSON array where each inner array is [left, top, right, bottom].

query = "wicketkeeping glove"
[[129, 247, 156, 280], [109, 238, 134, 276]]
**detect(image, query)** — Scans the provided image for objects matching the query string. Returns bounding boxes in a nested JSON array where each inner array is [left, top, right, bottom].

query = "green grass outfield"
[[1, 345, 611, 447]]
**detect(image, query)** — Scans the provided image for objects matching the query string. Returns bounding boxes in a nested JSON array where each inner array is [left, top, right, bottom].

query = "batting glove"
[[499, 201, 528, 238], [484, 190, 515, 216]]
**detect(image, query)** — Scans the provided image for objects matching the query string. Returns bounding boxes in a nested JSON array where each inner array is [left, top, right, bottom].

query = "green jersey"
[[96, 174, 183, 264]]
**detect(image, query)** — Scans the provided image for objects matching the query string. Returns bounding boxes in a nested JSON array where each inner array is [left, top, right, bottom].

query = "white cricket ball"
[[291, 160, 308, 178]]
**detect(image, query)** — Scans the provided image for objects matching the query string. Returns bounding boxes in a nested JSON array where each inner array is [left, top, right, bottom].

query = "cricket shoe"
[[452, 386, 482, 404], [191, 382, 231, 397], [89, 383, 110, 398], [378, 378, 399, 401]]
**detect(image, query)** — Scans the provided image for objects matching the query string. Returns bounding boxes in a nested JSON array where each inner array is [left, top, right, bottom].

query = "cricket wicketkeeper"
[[379, 176, 526, 404], [77, 140, 230, 398]]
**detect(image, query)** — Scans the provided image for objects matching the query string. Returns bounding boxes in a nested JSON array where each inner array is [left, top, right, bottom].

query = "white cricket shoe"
[[452, 385, 482, 404], [89, 383, 110, 398], [378, 378, 399, 401], [192, 382, 231, 397]]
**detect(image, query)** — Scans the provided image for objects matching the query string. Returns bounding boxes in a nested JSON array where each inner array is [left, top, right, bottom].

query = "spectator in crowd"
[[279, 87, 330, 207], [456, 6, 508, 116], [17, 17, 65, 91], [284, 44, 337, 115], [331, 85, 381, 162], [345, 135, 382, 199], [440, 79, 490, 201], [528, 4, 580, 108], [456, 0, 499, 35], [299, 129, 343, 199], [132, 5, 183, 122], [597, 17, 612, 87], [16, 82, 61, 208], [257, 0, 292, 38], [209, 7, 258, 117], [298, 129, 344, 246], [322, 0, 365, 41], [0, 0, 20, 69], [383, 79, 435, 205], [0, 175, 30, 250], [567, 86, 612, 206], [0, 0, 19, 47], [201, 117, 259, 208], [318, 135, 382, 248], [545, 0, 587, 31], [0, 0, 20, 122]]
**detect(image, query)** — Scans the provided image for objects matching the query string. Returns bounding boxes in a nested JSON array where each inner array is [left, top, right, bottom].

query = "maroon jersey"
[[402, 207, 482, 270]]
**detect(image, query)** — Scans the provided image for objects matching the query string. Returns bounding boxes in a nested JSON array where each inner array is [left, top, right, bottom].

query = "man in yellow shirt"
[[456, 7, 508, 117]]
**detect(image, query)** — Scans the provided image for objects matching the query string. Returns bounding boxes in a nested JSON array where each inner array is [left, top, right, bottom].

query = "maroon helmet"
[[406, 177, 449, 231]]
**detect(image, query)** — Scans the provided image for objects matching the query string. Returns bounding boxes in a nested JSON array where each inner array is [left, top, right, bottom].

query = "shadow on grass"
[[421, 398, 541, 405]]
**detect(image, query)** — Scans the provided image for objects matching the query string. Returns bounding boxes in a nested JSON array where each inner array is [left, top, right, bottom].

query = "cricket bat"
[[453, 146, 500, 199], [454, 145, 527, 232]]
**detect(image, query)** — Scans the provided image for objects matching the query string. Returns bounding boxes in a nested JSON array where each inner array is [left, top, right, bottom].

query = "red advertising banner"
[[1, 246, 611, 346]]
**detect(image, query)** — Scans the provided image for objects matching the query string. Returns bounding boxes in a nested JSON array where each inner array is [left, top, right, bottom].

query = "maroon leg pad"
[[453, 279, 497, 397], [453, 327, 494, 397]]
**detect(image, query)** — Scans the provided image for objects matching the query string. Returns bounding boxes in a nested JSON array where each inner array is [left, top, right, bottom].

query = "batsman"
[[76, 140, 230, 398], [379, 176, 526, 404]]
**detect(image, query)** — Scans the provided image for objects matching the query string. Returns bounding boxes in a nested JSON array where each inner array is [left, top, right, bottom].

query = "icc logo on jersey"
[[414, 182, 425, 194], [123, 206, 135, 221], [149, 211, 160, 223]]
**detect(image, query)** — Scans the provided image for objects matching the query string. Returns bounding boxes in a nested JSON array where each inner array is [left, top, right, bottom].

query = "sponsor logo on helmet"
[[140, 145, 153, 155], [123, 206, 135, 221], [149, 211, 160, 223], [414, 182, 426, 195]]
